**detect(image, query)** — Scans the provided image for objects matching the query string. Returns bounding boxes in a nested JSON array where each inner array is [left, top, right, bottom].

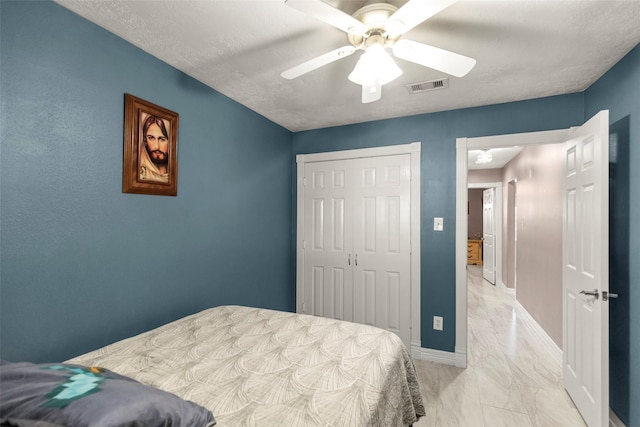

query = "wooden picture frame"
[[123, 93, 178, 196]]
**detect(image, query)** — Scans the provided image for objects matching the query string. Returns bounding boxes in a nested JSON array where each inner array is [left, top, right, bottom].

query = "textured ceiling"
[[54, 0, 640, 132]]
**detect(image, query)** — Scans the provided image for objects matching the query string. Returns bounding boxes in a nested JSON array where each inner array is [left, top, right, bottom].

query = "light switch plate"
[[434, 217, 444, 231], [433, 316, 443, 331]]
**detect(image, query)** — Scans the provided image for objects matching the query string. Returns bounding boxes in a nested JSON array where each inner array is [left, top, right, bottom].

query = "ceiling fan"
[[281, 0, 476, 103]]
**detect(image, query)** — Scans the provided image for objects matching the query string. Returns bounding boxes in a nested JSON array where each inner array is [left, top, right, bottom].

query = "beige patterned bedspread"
[[68, 305, 425, 426]]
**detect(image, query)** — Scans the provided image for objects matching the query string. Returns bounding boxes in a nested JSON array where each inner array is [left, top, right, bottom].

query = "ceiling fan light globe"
[[348, 46, 402, 86]]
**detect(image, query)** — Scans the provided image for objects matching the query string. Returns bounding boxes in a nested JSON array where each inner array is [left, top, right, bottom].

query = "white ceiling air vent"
[[406, 78, 449, 94]]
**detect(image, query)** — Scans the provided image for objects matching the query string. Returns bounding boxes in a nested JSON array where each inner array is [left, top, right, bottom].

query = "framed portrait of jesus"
[[123, 93, 179, 196]]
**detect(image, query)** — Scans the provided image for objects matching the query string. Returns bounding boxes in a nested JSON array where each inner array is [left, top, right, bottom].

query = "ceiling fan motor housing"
[[348, 3, 401, 50]]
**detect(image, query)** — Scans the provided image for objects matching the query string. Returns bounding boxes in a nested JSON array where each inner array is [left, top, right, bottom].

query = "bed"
[[3, 305, 425, 426]]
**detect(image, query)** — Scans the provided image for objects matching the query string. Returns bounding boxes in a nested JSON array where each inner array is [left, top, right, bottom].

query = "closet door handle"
[[355, 254, 358, 266], [348, 253, 351, 266]]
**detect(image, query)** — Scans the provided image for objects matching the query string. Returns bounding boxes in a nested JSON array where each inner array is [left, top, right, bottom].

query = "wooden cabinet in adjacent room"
[[467, 239, 483, 265]]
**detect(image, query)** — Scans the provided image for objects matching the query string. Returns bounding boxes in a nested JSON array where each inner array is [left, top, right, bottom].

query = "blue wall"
[[292, 95, 584, 351], [585, 44, 640, 427], [0, 1, 293, 363]]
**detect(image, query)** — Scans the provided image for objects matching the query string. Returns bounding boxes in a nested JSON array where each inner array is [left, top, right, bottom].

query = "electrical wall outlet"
[[434, 217, 444, 231], [433, 316, 443, 331]]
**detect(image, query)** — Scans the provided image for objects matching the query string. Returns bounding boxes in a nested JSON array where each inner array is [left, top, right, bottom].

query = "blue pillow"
[[0, 362, 215, 427]]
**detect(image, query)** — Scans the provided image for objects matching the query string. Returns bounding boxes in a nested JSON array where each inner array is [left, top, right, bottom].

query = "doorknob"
[[602, 291, 618, 301], [580, 289, 600, 299]]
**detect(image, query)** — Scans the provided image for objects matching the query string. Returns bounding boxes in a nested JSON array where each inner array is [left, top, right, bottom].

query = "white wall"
[[469, 168, 502, 184], [501, 144, 564, 347]]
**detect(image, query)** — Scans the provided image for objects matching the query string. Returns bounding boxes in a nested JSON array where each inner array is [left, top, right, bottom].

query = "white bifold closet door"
[[301, 154, 411, 346]]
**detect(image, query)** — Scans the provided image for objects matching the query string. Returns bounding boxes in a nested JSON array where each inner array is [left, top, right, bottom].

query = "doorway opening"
[[454, 129, 570, 367], [467, 183, 502, 287]]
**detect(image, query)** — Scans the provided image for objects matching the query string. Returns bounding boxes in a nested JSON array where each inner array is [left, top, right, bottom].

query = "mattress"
[[67, 305, 425, 426]]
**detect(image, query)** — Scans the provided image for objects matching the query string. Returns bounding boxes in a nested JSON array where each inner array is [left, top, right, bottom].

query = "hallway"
[[414, 266, 586, 426]]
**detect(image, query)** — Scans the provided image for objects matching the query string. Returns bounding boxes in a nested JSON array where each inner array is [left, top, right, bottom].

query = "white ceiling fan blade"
[[392, 39, 476, 77], [362, 80, 382, 103], [281, 46, 356, 80], [386, 0, 457, 37], [285, 0, 367, 35]]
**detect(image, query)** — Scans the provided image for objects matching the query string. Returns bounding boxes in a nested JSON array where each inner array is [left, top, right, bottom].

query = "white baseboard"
[[497, 279, 516, 295], [609, 409, 626, 427], [499, 302, 627, 427], [514, 300, 562, 365], [411, 345, 466, 368]]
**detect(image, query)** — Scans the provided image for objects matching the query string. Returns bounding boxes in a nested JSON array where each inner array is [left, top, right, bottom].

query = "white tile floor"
[[413, 266, 587, 427]]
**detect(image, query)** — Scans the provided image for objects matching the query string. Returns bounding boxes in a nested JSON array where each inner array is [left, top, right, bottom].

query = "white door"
[[562, 110, 609, 427], [351, 155, 411, 346], [301, 159, 352, 321], [301, 155, 412, 346], [482, 188, 496, 284]]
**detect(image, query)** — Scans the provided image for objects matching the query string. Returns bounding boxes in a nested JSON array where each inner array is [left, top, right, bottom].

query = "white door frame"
[[455, 129, 570, 367], [468, 182, 503, 289], [506, 179, 518, 292], [296, 142, 422, 353]]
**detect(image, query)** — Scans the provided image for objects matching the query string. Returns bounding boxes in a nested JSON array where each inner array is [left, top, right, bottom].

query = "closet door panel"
[[352, 155, 411, 345], [303, 161, 352, 320]]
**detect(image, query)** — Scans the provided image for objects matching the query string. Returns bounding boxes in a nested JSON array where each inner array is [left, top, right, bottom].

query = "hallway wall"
[[468, 169, 502, 183], [501, 143, 564, 348]]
